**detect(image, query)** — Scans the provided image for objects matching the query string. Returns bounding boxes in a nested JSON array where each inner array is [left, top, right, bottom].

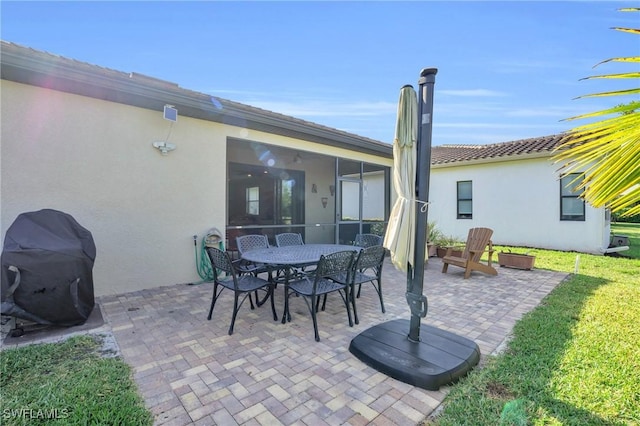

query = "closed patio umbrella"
[[383, 85, 419, 272], [350, 69, 479, 391]]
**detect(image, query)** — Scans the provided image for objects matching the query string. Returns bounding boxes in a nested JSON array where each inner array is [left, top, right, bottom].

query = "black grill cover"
[[1, 209, 96, 326]]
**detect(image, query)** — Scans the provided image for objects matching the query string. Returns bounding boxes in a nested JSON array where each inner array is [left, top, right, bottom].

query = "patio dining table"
[[241, 244, 358, 322]]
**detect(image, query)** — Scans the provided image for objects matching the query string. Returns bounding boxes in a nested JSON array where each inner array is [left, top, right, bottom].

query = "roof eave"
[[1, 42, 392, 158]]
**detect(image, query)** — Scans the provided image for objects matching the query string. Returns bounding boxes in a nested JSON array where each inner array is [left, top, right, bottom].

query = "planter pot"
[[427, 243, 437, 258], [498, 252, 535, 270], [437, 247, 463, 258]]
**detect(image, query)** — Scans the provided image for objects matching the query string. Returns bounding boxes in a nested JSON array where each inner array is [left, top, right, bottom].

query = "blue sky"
[[2, 1, 638, 145]]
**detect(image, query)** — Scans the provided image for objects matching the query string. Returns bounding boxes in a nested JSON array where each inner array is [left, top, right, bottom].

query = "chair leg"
[[375, 278, 385, 313], [378, 285, 386, 313], [320, 294, 328, 311], [254, 288, 271, 307], [269, 285, 278, 321], [343, 288, 353, 327], [207, 282, 220, 320], [228, 293, 240, 335], [310, 295, 320, 342], [282, 286, 290, 324], [350, 285, 359, 325], [464, 266, 472, 279]]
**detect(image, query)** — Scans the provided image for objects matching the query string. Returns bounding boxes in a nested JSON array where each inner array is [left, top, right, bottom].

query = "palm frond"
[[553, 8, 639, 217], [580, 72, 640, 80], [613, 27, 640, 35], [575, 87, 640, 98], [562, 102, 640, 121], [594, 57, 640, 67]]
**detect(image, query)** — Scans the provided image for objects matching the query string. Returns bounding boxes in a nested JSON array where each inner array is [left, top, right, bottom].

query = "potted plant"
[[498, 249, 536, 270], [435, 235, 464, 258], [427, 222, 442, 257]]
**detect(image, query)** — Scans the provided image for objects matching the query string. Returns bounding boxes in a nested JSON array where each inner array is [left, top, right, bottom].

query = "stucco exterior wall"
[[1, 80, 392, 295], [428, 157, 607, 254], [1, 81, 229, 295]]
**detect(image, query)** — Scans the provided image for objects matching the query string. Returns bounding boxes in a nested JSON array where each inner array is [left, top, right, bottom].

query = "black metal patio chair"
[[284, 250, 356, 341], [354, 233, 383, 248], [235, 234, 271, 276], [205, 246, 277, 335], [275, 233, 304, 247], [235, 234, 282, 307], [327, 244, 386, 324], [275, 232, 313, 274]]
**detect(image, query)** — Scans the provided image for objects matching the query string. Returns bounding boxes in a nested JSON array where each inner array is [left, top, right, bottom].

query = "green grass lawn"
[[0, 335, 152, 426], [426, 223, 640, 425]]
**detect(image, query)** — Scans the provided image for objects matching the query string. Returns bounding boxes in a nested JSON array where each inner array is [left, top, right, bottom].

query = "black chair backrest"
[[207, 247, 235, 275], [355, 245, 385, 271], [207, 247, 238, 288], [354, 233, 382, 248], [236, 234, 269, 254], [275, 233, 304, 247], [315, 250, 356, 284]]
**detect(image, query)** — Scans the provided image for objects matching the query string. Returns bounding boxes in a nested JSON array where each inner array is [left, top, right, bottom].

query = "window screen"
[[457, 181, 472, 219]]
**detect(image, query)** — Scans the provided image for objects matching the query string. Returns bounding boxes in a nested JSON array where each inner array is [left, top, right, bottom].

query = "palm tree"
[[554, 7, 640, 217]]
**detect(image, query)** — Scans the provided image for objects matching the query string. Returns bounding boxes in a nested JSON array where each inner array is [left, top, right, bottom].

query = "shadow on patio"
[[98, 257, 568, 425]]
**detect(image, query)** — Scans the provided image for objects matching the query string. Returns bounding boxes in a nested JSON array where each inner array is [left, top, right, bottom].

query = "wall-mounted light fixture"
[[152, 141, 176, 155], [294, 153, 303, 164]]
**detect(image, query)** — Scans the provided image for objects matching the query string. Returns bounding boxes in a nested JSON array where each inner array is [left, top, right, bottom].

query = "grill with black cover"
[[1, 209, 96, 326]]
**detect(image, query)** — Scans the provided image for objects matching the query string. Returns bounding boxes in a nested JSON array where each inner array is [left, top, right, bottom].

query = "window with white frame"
[[457, 180, 472, 219], [560, 174, 585, 221], [246, 186, 260, 216]]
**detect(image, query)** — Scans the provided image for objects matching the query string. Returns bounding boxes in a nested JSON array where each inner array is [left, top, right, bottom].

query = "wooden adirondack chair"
[[441, 227, 497, 279]]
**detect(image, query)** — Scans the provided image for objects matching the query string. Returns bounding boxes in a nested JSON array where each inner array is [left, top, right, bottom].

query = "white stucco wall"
[[1, 81, 229, 295], [427, 157, 607, 254], [1, 80, 392, 295]]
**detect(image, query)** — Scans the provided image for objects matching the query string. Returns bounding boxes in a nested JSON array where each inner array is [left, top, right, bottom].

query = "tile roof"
[[431, 134, 567, 165]]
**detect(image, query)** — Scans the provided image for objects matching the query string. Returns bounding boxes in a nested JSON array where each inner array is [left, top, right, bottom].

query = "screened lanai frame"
[[225, 139, 391, 250]]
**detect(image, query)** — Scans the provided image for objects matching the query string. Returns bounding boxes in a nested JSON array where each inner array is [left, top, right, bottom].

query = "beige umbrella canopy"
[[351, 69, 479, 392], [383, 85, 418, 272]]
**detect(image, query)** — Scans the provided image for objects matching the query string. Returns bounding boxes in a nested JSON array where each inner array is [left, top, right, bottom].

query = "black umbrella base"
[[349, 319, 480, 391]]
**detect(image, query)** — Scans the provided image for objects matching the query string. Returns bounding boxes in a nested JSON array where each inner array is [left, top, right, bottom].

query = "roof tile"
[[431, 134, 567, 164]]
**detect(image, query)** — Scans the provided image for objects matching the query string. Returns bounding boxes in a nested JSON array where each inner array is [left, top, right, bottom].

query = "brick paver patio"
[[98, 257, 567, 425]]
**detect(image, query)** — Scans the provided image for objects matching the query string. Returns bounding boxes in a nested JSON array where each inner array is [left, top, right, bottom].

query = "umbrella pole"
[[349, 68, 479, 391], [407, 68, 437, 342]]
